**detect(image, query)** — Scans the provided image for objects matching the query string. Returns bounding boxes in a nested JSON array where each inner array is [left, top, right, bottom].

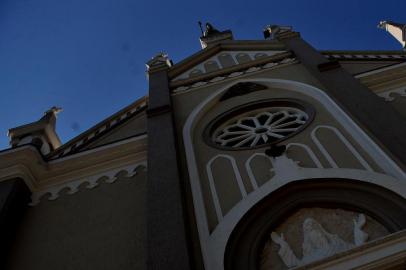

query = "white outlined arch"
[[286, 142, 323, 169], [208, 169, 406, 270], [245, 153, 272, 190], [206, 154, 247, 222], [311, 125, 373, 171], [181, 78, 406, 270]]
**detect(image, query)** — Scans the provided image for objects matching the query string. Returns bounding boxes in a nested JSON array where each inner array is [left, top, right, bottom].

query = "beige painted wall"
[[6, 168, 147, 270]]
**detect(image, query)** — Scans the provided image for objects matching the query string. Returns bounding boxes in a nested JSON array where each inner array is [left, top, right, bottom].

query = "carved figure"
[[204, 23, 221, 37], [271, 214, 368, 268]]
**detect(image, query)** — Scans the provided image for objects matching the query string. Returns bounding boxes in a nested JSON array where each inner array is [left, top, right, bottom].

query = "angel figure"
[[271, 214, 368, 268]]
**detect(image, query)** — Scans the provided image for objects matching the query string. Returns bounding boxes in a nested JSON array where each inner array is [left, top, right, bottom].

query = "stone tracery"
[[213, 107, 308, 148]]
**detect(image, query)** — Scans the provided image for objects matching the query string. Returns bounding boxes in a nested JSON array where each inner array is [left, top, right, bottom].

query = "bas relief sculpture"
[[261, 208, 389, 270], [271, 214, 367, 267]]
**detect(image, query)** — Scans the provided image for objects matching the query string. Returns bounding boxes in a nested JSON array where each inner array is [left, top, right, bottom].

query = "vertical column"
[[145, 54, 191, 270], [277, 31, 406, 167], [0, 178, 30, 264]]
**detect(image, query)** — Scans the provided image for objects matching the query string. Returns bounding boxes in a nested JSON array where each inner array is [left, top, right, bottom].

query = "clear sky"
[[0, 0, 404, 150]]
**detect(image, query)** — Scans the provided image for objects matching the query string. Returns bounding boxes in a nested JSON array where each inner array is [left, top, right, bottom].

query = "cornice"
[[29, 161, 147, 206], [0, 134, 147, 193], [356, 62, 406, 92], [47, 96, 148, 160], [170, 51, 293, 89], [168, 40, 286, 79], [322, 50, 406, 58], [171, 57, 298, 95]]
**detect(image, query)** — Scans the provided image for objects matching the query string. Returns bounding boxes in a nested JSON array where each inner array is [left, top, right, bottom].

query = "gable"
[[172, 49, 287, 81], [82, 110, 146, 150], [48, 97, 147, 160]]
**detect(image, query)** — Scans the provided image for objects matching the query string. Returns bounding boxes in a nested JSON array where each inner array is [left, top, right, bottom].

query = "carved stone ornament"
[[212, 107, 308, 148], [146, 52, 172, 71], [270, 214, 368, 268]]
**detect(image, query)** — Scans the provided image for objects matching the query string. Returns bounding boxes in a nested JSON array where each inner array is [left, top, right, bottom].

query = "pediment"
[[171, 49, 287, 82], [168, 40, 288, 81], [47, 97, 147, 160]]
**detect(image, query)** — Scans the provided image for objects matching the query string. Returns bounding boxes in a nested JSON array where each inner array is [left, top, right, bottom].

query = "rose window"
[[210, 105, 310, 149]]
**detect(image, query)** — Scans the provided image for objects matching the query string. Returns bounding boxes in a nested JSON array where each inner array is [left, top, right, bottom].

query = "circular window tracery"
[[206, 100, 314, 150]]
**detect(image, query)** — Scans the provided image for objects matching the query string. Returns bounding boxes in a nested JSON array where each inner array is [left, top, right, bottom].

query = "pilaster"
[[145, 53, 191, 270]]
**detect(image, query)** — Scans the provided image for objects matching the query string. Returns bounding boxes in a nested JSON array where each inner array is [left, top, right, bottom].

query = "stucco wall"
[[5, 167, 147, 270]]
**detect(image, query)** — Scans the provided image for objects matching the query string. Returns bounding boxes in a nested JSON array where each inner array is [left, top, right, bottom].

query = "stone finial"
[[199, 22, 233, 49], [146, 52, 173, 73], [378, 20, 406, 50], [263, 25, 293, 40], [8, 106, 62, 155]]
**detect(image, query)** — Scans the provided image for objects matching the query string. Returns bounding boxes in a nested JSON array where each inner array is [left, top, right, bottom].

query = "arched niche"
[[236, 53, 252, 64], [204, 61, 220, 72], [224, 179, 406, 270], [189, 69, 203, 77], [218, 53, 236, 68]]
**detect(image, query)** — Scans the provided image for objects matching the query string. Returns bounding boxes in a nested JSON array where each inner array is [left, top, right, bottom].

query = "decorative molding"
[[50, 101, 147, 159], [323, 53, 406, 60], [286, 143, 323, 169], [376, 87, 406, 101], [245, 153, 270, 191], [172, 58, 298, 95], [172, 50, 287, 81], [209, 167, 406, 270], [311, 125, 373, 172], [29, 161, 147, 206], [212, 107, 308, 149], [182, 78, 405, 270], [206, 155, 246, 222], [0, 164, 37, 191], [355, 62, 406, 79]]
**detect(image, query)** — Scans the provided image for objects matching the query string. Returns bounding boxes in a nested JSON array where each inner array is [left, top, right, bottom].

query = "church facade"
[[1, 22, 406, 270]]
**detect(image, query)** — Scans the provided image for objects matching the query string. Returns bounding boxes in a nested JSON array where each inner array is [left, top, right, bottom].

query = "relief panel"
[[261, 208, 389, 270]]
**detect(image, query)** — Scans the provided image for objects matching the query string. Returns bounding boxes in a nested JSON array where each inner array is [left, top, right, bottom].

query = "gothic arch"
[[224, 179, 406, 270], [181, 78, 406, 269]]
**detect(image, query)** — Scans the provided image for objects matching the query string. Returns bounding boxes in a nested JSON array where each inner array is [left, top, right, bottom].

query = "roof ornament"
[[44, 106, 62, 118], [204, 22, 221, 37], [198, 21, 233, 49], [146, 52, 172, 73], [378, 20, 406, 50], [8, 106, 62, 154], [263, 25, 293, 39], [198, 21, 221, 37]]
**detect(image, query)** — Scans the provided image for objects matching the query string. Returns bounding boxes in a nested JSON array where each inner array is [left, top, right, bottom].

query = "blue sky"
[[0, 0, 404, 149]]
